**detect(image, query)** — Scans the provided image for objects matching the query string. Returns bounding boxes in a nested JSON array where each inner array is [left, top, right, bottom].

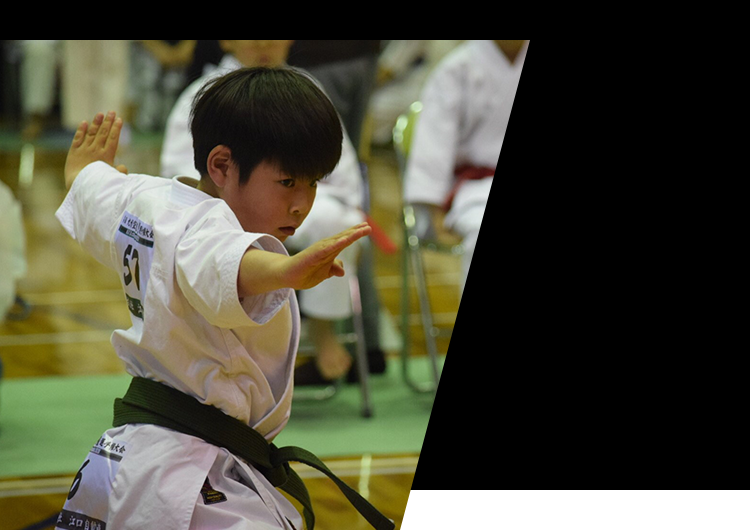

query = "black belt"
[[113, 377, 394, 530]]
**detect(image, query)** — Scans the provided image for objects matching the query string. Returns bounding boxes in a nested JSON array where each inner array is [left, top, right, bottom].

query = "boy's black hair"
[[190, 67, 343, 184]]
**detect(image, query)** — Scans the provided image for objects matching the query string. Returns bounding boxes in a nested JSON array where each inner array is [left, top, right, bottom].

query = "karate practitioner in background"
[[0, 181, 27, 321], [403, 40, 527, 293]]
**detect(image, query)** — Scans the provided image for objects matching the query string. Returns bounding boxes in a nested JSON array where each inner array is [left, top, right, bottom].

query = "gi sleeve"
[[55, 161, 150, 271], [175, 212, 292, 328]]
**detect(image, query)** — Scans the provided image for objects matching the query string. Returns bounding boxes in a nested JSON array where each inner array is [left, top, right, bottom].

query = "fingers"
[[335, 222, 372, 249], [334, 222, 372, 250], [96, 113, 114, 148], [65, 111, 124, 187], [334, 222, 372, 245], [71, 120, 89, 148], [292, 222, 371, 286], [313, 222, 371, 263], [104, 114, 123, 155], [85, 113, 105, 143], [76, 111, 123, 166], [329, 259, 345, 278], [82, 111, 120, 148], [111, 117, 124, 140]]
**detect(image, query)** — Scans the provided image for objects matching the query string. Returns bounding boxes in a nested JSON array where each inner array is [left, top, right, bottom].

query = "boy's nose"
[[291, 188, 315, 216]]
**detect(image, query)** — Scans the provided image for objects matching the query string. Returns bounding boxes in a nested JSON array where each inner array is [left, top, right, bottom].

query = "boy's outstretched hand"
[[283, 222, 372, 290], [64, 111, 127, 189], [238, 222, 373, 298]]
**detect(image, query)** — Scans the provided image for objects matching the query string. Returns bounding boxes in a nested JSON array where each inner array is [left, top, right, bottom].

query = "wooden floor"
[[0, 455, 418, 530], [0, 125, 461, 529]]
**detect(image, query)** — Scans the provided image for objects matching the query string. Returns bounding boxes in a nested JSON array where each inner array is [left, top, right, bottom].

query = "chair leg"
[[401, 213, 441, 394], [409, 243, 442, 392], [400, 223, 414, 389], [349, 275, 373, 418]]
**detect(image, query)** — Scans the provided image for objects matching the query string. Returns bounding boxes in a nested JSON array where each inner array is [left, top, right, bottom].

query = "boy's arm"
[[237, 223, 372, 298], [64, 111, 127, 190]]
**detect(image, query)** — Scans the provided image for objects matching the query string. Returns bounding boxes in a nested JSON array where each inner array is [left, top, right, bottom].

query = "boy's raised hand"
[[64, 111, 126, 189]]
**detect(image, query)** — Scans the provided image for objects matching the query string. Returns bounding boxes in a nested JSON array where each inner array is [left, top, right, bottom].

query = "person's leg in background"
[[286, 194, 365, 383], [20, 40, 59, 140]]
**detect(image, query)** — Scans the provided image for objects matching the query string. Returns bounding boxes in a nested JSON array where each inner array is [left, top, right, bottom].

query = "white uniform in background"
[[161, 55, 364, 320], [0, 182, 26, 320], [369, 39, 462, 145], [61, 40, 130, 132], [55, 162, 302, 530], [19, 40, 59, 119], [403, 40, 528, 291]]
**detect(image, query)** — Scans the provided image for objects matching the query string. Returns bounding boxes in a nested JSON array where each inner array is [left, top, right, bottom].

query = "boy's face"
[[221, 160, 317, 242]]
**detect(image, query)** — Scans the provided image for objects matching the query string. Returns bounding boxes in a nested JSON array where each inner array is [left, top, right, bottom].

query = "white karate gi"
[[55, 162, 302, 530], [403, 40, 528, 291], [161, 55, 365, 320]]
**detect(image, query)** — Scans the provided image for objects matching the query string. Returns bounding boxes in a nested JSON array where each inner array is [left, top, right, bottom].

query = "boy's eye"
[[280, 179, 295, 188]]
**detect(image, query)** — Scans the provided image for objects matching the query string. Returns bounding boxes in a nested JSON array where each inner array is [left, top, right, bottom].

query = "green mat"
[[0, 357, 440, 478]]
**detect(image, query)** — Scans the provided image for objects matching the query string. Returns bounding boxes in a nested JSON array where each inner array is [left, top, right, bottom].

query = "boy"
[[54, 68, 388, 530]]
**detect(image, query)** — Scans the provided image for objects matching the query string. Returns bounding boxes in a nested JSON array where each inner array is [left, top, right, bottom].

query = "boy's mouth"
[[279, 226, 296, 237]]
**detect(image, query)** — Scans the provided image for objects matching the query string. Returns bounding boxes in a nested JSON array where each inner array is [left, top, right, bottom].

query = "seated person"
[[0, 181, 27, 321], [403, 40, 528, 293]]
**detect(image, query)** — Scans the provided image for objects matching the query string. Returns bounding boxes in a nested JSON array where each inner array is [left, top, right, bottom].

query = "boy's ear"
[[206, 145, 234, 188]]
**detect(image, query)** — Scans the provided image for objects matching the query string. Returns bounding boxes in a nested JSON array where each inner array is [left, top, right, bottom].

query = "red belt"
[[443, 165, 495, 210]]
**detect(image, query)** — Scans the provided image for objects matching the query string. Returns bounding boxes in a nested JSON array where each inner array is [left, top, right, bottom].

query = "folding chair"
[[393, 102, 463, 394]]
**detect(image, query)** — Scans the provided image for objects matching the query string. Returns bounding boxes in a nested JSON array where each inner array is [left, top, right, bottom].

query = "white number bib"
[[55, 434, 131, 530], [114, 211, 154, 321]]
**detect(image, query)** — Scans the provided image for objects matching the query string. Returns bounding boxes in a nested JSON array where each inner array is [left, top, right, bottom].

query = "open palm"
[[64, 112, 126, 188], [284, 223, 372, 291]]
